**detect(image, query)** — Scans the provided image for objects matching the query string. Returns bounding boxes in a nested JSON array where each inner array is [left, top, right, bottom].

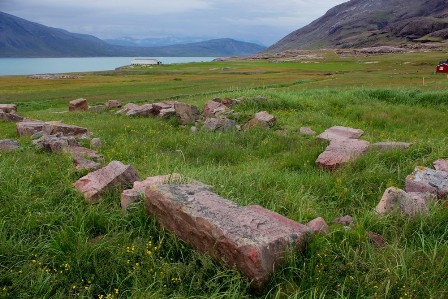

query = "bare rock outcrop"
[[317, 126, 364, 141], [73, 161, 139, 203], [145, 184, 309, 288], [316, 138, 370, 170]]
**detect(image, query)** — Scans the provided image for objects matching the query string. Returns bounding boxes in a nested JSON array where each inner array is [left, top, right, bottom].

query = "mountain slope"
[[267, 0, 448, 52], [0, 11, 265, 57]]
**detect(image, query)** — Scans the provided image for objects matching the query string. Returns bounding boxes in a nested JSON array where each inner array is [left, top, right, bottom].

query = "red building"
[[436, 60, 448, 73]]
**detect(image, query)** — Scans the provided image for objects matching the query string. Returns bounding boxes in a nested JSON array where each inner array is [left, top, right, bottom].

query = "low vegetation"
[[1, 50, 447, 298]]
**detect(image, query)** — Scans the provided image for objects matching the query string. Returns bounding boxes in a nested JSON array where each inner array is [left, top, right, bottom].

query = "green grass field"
[[1, 50, 448, 298]]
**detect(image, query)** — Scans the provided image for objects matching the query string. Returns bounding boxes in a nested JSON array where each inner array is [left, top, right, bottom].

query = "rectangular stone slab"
[[145, 184, 309, 288]]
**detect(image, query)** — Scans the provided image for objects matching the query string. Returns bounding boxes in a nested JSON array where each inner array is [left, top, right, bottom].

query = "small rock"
[[158, 108, 176, 118], [33, 134, 78, 152], [174, 103, 201, 125], [73, 161, 140, 203], [367, 231, 387, 248], [190, 126, 198, 133], [376, 187, 431, 217], [116, 103, 139, 115], [433, 160, 448, 172], [318, 126, 364, 141], [405, 167, 448, 198], [90, 138, 102, 148], [69, 98, 88, 111], [300, 127, 316, 136], [65, 146, 104, 162], [0, 139, 20, 151], [203, 99, 229, 117], [370, 142, 412, 151], [0, 112, 24, 122], [255, 111, 276, 125], [126, 104, 154, 117], [73, 156, 101, 172], [0, 104, 17, 114], [203, 117, 237, 132], [106, 100, 122, 108], [332, 215, 355, 226], [242, 118, 270, 130], [306, 217, 329, 234]]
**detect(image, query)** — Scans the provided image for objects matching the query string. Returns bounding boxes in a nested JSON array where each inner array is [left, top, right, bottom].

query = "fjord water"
[[0, 57, 216, 76]]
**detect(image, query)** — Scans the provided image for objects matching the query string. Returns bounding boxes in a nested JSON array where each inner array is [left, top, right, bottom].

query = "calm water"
[[0, 57, 216, 76]]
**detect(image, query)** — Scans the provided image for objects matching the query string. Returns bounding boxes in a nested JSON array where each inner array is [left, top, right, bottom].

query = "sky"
[[1, 0, 348, 46]]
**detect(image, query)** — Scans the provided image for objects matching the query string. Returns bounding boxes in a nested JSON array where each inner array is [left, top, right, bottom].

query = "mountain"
[[0, 11, 265, 57], [105, 37, 210, 47], [267, 0, 448, 52]]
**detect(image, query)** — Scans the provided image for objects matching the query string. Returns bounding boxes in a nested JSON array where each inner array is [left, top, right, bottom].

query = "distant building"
[[131, 58, 162, 66], [436, 60, 448, 73]]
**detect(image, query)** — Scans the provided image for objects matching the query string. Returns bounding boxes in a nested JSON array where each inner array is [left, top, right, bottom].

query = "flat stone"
[[16, 121, 45, 136], [203, 117, 236, 132], [433, 160, 448, 172], [255, 111, 276, 125], [0, 104, 17, 114], [126, 104, 155, 117], [316, 139, 370, 170], [370, 142, 412, 151], [65, 146, 104, 162], [300, 127, 316, 136], [152, 102, 177, 113], [332, 215, 355, 226], [73, 161, 139, 203], [317, 126, 364, 141], [106, 100, 122, 108], [33, 134, 78, 152], [376, 186, 430, 217], [43, 122, 90, 137], [405, 167, 448, 198], [158, 108, 176, 118], [69, 98, 88, 111], [0, 139, 20, 151], [116, 103, 139, 115], [0, 112, 24, 122], [145, 184, 309, 289], [242, 118, 269, 131], [174, 103, 201, 125], [306, 217, 329, 234], [73, 156, 101, 172]]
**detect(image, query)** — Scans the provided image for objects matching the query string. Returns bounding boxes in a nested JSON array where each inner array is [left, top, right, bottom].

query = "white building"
[[131, 58, 162, 66]]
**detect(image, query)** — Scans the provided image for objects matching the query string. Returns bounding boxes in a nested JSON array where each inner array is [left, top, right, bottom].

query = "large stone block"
[[316, 139, 370, 170], [74, 161, 139, 203], [145, 184, 309, 288], [43, 122, 90, 137], [376, 187, 431, 217], [16, 121, 46, 136], [69, 98, 88, 111], [405, 167, 448, 198], [317, 126, 364, 141]]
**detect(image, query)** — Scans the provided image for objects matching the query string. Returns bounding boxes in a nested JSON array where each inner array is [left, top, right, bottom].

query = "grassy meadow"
[[1, 50, 448, 298]]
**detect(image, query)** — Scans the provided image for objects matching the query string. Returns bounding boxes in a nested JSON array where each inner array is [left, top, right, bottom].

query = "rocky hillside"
[[0, 11, 265, 57], [267, 0, 448, 52]]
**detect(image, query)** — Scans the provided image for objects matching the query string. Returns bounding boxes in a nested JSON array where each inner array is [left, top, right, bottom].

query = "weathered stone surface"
[[33, 134, 78, 152], [90, 138, 102, 148], [316, 139, 370, 170], [242, 118, 269, 131], [318, 126, 364, 141], [203, 117, 236, 132], [306, 217, 329, 234], [145, 184, 309, 288], [367, 231, 387, 248], [332, 215, 355, 226], [370, 142, 412, 151], [126, 104, 155, 117], [69, 98, 88, 111], [174, 103, 201, 125], [16, 121, 45, 136], [106, 100, 122, 108], [433, 160, 448, 172], [405, 167, 448, 198], [300, 127, 316, 136], [204, 99, 230, 117], [43, 122, 90, 137], [65, 146, 104, 162], [0, 104, 17, 114], [376, 187, 430, 217], [74, 161, 139, 203], [0, 139, 20, 151], [255, 111, 276, 125], [116, 103, 139, 115], [152, 101, 177, 113], [0, 112, 24, 122], [158, 108, 176, 118], [121, 173, 188, 210], [73, 156, 101, 172]]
